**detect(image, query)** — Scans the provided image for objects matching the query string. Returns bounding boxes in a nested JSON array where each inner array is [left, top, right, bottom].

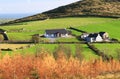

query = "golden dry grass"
[[0, 44, 28, 50], [0, 52, 120, 79]]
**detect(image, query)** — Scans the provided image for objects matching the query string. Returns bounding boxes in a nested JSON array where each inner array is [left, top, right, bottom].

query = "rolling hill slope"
[[0, 0, 120, 25]]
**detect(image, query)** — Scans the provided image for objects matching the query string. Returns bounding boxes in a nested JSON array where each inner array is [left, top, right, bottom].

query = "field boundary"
[[87, 43, 110, 60], [69, 27, 87, 33], [69, 27, 115, 60]]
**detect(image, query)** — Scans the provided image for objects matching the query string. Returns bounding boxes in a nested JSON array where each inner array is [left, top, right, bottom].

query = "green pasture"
[[76, 19, 120, 40], [19, 44, 99, 60], [94, 43, 120, 59], [56, 37, 80, 42], [1, 44, 98, 60], [0, 17, 114, 41]]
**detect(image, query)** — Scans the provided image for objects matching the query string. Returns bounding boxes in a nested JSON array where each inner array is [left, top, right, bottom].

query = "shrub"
[[0, 53, 120, 79], [53, 44, 72, 59], [32, 35, 40, 43], [75, 44, 84, 61], [0, 34, 4, 42]]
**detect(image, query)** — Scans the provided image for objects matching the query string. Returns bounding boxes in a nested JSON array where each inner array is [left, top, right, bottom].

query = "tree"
[[32, 34, 40, 44]]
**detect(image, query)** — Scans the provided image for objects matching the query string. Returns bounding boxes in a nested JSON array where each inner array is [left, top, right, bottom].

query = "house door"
[[56, 32, 61, 37]]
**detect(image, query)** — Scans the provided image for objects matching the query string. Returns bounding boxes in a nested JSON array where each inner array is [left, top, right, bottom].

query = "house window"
[[51, 34, 54, 37]]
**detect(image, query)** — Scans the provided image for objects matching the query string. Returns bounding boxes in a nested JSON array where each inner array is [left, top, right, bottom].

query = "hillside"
[[1, 0, 120, 25]]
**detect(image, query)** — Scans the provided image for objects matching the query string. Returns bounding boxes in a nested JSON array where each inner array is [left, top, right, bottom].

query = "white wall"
[[95, 34, 103, 42]]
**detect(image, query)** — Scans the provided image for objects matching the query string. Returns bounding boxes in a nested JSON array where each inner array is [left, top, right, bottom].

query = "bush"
[[32, 35, 40, 43], [111, 38, 119, 42], [75, 44, 84, 61], [0, 34, 4, 42], [53, 44, 72, 59], [1, 48, 13, 51], [87, 43, 109, 60], [0, 53, 120, 79]]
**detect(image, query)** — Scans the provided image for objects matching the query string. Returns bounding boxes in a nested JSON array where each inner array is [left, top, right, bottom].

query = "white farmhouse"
[[86, 33, 103, 42], [81, 32, 109, 42]]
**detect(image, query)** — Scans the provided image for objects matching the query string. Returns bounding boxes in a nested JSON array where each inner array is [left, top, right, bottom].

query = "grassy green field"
[[76, 19, 120, 40], [94, 43, 120, 59], [56, 37, 80, 42], [0, 17, 115, 41], [1, 44, 99, 60]]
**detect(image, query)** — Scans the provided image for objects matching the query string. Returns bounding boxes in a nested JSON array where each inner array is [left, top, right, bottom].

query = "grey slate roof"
[[99, 32, 106, 37], [88, 33, 99, 38], [45, 29, 68, 34]]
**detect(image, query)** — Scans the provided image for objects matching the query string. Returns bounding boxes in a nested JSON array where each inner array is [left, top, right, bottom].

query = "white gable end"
[[95, 34, 103, 42]]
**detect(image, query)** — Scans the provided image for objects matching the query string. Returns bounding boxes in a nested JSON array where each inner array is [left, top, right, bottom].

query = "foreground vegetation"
[[0, 52, 120, 79], [94, 44, 120, 59]]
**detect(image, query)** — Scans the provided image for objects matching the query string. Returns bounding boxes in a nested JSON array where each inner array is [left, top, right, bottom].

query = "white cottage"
[[99, 32, 109, 40], [87, 33, 103, 42], [81, 32, 109, 42]]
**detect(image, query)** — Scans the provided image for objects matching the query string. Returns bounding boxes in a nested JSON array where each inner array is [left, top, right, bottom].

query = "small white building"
[[44, 29, 69, 38], [81, 32, 109, 42], [99, 32, 109, 41], [87, 33, 103, 42]]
